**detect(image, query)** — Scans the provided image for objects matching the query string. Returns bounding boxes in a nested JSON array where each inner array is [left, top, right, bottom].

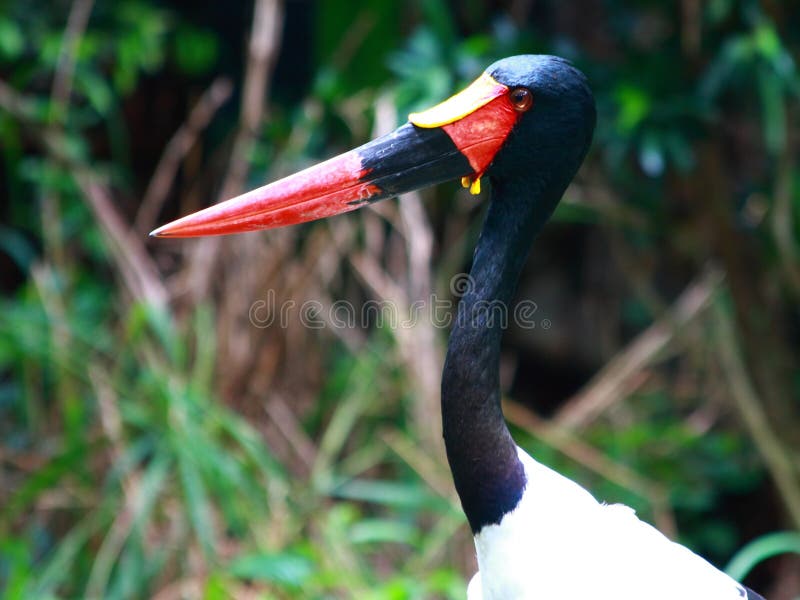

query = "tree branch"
[[136, 78, 233, 234]]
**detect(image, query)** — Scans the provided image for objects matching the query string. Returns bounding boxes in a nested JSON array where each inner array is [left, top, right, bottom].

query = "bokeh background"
[[2, 0, 800, 598]]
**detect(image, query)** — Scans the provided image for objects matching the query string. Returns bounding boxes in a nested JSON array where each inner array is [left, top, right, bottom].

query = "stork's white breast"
[[469, 448, 747, 600]]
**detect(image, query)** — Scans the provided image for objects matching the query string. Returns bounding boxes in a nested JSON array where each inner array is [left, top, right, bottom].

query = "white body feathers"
[[467, 448, 747, 600]]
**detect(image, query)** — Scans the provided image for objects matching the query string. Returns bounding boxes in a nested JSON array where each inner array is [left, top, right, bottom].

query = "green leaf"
[[0, 18, 24, 60], [33, 510, 107, 596], [228, 552, 314, 588], [0, 225, 37, 272], [757, 68, 786, 154], [638, 134, 665, 177], [753, 23, 780, 60], [725, 531, 800, 581], [615, 84, 650, 132], [349, 518, 418, 545], [178, 449, 215, 557], [330, 478, 438, 509], [203, 573, 233, 600], [173, 25, 219, 75], [419, 0, 457, 49], [78, 68, 114, 115]]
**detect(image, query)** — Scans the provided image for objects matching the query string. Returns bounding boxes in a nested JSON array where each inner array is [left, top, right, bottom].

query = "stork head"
[[150, 55, 595, 238]]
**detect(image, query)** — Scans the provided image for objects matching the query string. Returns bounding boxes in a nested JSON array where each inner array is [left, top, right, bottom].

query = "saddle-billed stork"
[[152, 55, 765, 600]]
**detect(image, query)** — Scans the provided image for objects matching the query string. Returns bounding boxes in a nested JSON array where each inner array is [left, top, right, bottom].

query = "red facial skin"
[[441, 93, 521, 179]]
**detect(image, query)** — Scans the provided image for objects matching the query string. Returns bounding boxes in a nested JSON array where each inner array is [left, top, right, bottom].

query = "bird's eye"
[[509, 87, 533, 112]]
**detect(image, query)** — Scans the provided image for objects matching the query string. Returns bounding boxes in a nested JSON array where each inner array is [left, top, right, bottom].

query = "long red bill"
[[150, 73, 520, 238], [150, 150, 380, 237]]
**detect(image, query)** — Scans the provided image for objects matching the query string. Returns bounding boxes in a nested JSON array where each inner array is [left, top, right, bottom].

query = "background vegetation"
[[1, 0, 799, 598]]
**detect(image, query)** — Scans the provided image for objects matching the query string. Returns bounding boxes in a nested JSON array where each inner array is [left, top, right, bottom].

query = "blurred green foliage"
[[1, 0, 799, 598]]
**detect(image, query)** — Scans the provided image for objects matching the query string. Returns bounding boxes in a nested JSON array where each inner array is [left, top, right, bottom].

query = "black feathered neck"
[[442, 176, 560, 534], [440, 55, 595, 534]]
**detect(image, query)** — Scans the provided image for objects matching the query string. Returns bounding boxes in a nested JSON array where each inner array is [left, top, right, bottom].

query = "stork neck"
[[442, 177, 554, 533]]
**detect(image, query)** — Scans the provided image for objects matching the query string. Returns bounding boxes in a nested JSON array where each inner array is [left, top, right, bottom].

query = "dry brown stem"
[[555, 266, 723, 429], [80, 177, 169, 309], [136, 78, 233, 234], [185, 0, 284, 302], [711, 298, 800, 530], [50, 0, 95, 115]]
